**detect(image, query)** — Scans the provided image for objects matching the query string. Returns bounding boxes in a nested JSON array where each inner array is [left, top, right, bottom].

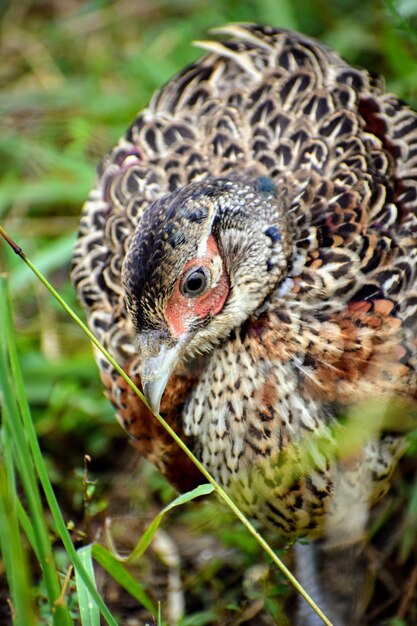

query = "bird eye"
[[181, 267, 209, 297]]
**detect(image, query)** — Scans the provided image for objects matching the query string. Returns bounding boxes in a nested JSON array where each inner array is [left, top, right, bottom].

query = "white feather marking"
[[193, 40, 261, 80], [209, 24, 274, 51]]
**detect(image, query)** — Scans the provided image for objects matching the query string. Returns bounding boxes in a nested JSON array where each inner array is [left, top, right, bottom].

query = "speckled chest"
[[181, 336, 407, 538]]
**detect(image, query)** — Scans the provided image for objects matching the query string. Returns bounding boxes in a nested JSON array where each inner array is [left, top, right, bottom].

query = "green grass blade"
[[16, 498, 40, 561], [0, 277, 73, 626], [2, 421, 40, 562], [0, 461, 37, 626], [0, 370, 36, 626], [95, 485, 214, 620], [0, 274, 118, 626], [9, 233, 76, 291], [76, 546, 101, 626], [92, 544, 157, 615], [107, 484, 214, 563]]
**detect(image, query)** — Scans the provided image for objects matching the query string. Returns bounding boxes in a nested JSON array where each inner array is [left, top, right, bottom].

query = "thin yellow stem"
[[0, 226, 332, 626]]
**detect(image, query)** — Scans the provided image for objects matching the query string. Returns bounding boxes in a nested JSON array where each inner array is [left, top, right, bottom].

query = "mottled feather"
[[72, 25, 417, 544]]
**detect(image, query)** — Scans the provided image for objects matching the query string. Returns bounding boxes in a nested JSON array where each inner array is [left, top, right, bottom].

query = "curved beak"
[[137, 331, 184, 415]]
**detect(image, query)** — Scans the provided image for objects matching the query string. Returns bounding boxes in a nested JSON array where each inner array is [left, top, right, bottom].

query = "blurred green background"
[[1, 0, 417, 624]]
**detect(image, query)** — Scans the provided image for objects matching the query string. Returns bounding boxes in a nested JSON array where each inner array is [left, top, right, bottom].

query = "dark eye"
[[181, 267, 209, 297]]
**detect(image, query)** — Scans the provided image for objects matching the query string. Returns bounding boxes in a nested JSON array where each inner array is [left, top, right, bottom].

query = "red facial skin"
[[166, 234, 230, 337]]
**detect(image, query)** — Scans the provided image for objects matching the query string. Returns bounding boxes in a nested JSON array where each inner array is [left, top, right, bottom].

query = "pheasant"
[[72, 25, 417, 624]]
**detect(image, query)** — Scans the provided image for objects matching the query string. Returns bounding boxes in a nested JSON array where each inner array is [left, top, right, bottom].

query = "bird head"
[[122, 175, 290, 414]]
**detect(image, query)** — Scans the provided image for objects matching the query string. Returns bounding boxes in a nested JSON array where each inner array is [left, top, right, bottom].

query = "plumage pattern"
[[72, 24, 417, 548]]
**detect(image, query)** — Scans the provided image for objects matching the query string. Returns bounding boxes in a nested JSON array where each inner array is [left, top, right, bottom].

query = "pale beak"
[[137, 331, 184, 415]]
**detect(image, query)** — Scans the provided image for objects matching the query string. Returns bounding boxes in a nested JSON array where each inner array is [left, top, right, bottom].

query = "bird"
[[71, 24, 417, 625]]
